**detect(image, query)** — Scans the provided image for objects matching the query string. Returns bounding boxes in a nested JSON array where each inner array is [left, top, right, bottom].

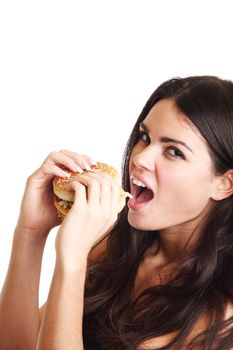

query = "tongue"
[[135, 188, 154, 203]]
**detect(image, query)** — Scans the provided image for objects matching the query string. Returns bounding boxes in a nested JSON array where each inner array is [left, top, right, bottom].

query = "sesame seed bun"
[[53, 162, 128, 221]]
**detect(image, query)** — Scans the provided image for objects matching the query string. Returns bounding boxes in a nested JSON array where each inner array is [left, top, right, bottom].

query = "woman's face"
[[128, 98, 217, 233]]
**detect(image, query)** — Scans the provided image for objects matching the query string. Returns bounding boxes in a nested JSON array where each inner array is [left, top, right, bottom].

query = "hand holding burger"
[[53, 162, 132, 220]]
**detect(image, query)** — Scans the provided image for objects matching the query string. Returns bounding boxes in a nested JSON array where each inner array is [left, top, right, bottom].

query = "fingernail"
[[91, 160, 97, 165], [61, 171, 71, 178], [91, 169, 100, 172], [76, 168, 84, 174], [64, 172, 71, 178], [86, 165, 92, 171]]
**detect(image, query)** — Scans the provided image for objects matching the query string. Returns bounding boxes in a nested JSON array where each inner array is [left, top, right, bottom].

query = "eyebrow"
[[139, 122, 194, 154]]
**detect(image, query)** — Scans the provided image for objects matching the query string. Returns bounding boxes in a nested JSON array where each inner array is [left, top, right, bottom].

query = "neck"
[[158, 224, 201, 263], [158, 204, 213, 263]]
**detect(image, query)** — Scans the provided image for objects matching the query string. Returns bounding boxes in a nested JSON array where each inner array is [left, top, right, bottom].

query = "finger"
[[97, 172, 115, 207], [111, 182, 123, 214], [41, 163, 72, 178], [59, 150, 97, 171], [93, 171, 123, 213], [66, 181, 87, 208], [43, 151, 84, 174], [81, 171, 118, 213], [82, 154, 97, 166], [69, 173, 101, 207]]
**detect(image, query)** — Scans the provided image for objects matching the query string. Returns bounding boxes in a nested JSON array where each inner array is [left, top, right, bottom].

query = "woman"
[[1, 76, 233, 349]]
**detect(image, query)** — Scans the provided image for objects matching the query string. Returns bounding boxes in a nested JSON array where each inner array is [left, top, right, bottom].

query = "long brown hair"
[[83, 76, 233, 349]]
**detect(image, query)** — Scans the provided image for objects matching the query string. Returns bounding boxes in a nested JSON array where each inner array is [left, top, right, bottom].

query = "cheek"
[[128, 145, 139, 172], [128, 163, 214, 231], [159, 167, 212, 211], [161, 163, 212, 190], [128, 154, 133, 173]]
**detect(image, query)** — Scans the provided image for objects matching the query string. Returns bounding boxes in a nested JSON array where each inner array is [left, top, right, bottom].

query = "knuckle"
[[101, 172, 111, 179], [41, 163, 48, 172], [71, 180, 79, 188], [26, 174, 33, 185], [50, 150, 57, 157], [83, 154, 93, 163], [49, 151, 58, 158], [90, 178, 99, 187], [99, 172, 112, 184], [74, 155, 88, 166], [72, 180, 83, 189], [74, 154, 83, 161]]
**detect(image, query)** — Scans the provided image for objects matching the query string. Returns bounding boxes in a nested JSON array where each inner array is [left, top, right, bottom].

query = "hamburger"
[[53, 162, 133, 220]]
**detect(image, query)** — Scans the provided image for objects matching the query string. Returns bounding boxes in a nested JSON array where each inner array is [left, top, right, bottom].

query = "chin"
[[127, 211, 171, 231], [128, 213, 151, 230]]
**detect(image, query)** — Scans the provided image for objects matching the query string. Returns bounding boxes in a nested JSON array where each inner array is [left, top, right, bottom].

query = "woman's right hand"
[[16, 150, 96, 240]]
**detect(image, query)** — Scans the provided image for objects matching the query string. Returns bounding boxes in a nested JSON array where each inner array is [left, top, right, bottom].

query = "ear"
[[211, 170, 233, 201]]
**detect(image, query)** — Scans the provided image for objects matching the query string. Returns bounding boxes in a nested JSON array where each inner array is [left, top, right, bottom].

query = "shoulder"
[[138, 302, 233, 349]]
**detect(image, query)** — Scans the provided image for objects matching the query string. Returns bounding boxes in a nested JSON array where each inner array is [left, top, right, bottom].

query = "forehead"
[[143, 98, 207, 150]]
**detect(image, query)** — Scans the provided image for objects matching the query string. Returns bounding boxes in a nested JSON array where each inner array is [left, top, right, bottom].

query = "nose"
[[133, 146, 156, 172]]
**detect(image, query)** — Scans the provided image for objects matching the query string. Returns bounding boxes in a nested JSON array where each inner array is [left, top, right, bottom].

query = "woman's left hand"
[[55, 169, 121, 270]]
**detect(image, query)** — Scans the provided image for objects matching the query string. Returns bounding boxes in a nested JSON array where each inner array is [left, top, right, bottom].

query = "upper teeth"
[[132, 177, 146, 188]]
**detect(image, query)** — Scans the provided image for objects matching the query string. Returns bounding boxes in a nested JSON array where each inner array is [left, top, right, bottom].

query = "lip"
[[127, 198, 152, 211]]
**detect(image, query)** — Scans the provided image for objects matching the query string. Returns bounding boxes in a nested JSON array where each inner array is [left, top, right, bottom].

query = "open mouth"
[[132, 183, 154, 204]]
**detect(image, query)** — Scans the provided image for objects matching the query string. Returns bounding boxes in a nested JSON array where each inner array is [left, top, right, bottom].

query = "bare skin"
[[36, 153, 122, 349], [0, 150, 105, 350], [1, 99, 233, 349]]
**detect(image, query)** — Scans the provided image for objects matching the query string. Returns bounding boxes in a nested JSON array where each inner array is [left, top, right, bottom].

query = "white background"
[[0, 0, 232, 306]]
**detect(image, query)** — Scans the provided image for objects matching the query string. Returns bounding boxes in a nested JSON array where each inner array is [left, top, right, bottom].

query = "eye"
[[166, 146, 185, 160], [138, 130, 150, 143]]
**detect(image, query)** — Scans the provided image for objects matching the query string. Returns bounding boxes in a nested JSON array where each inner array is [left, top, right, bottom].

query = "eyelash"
[[137, 131, 185, 160]]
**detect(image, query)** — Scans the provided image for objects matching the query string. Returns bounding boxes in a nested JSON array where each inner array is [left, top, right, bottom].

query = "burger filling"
[[54, 194, 73, 209], [58, 200, 72, 209]]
